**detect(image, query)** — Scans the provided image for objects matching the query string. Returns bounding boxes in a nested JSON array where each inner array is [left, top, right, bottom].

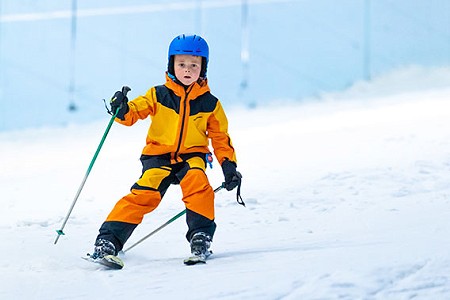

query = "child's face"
[[174, 55, 202, 86]]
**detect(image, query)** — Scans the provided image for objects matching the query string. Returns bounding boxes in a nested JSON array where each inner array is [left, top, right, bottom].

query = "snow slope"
[[2, 68, 450, 299]]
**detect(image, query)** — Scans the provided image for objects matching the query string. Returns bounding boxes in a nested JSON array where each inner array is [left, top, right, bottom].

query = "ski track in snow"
[[2, 84, 450, 299]]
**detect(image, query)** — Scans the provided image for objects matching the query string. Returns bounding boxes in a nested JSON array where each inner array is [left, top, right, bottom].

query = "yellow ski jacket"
[[116, 74, 237, 165]]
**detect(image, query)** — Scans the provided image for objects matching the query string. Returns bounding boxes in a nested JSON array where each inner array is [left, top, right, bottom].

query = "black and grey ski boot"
[[191, 232, 212, 256], [84, 238, 124, 269], [90, 239, 116, 260], [184, 232, 212, 265]]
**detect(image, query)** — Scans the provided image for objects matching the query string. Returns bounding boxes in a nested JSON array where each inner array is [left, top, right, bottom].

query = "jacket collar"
[[164, 73, 210, 99]]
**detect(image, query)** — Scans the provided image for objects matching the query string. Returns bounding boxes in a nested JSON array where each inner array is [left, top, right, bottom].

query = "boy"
[[90, 34, 241, 264]]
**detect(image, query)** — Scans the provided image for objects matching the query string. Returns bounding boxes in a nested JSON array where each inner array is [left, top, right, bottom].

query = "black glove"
[[110, 90, 129, 120], [221, 159, 242, 191]]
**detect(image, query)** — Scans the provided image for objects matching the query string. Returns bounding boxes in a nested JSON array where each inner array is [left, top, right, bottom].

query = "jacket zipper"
[[174, 89, 190, 162]]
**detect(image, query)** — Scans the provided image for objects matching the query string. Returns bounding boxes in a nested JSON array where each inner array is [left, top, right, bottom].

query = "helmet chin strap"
[[167, 71, 176, 81]]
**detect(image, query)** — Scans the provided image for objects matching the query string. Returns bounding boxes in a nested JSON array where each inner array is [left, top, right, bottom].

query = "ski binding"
[[184, 251, 211, 266], [83, 253, 124, 270]]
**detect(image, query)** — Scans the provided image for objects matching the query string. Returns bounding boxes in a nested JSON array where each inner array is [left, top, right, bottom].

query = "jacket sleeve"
[[207, 101, 237, 165], [115, 87, 157, 126]]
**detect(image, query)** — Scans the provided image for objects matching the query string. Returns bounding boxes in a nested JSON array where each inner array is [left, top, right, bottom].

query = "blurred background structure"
[[0, 0, 449, 130]]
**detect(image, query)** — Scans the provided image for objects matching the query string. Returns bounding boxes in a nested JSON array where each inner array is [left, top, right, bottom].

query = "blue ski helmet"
[[167, 34, 209, 78]]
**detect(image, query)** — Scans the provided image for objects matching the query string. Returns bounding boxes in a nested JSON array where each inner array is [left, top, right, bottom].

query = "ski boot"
[[84, 239, 124, 269], [91, 239, 116, 259], [184, 232, 212, 265]]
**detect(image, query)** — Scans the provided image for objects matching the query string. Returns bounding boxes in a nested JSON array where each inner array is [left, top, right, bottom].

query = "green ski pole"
[[54, 86, 131, 244], [122, 184, 225, 253]]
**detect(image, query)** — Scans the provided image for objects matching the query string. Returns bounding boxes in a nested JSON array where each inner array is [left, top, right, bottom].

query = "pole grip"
[[122, 86, 131, 96]]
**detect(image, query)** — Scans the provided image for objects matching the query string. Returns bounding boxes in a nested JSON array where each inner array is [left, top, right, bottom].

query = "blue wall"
[[0, 0, 449, 130]]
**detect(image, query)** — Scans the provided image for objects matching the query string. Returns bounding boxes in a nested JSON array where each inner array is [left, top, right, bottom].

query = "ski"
[[184, 255, 207, 265], [183, 251, 211, 266], [82, 253, 124, 270]]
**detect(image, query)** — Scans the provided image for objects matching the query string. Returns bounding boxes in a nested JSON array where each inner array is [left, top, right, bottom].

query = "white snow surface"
[[2, 68, 450, 299]]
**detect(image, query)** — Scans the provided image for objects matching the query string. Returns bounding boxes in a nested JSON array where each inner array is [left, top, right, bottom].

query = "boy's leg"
[[95, 166, 173, 252], [178, 157, 216, 241], [96, 189, 163, 252]]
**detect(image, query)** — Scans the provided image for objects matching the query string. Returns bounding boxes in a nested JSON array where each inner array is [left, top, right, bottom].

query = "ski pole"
[[123, 183, 225, 253], [54, 86, 131, 244]]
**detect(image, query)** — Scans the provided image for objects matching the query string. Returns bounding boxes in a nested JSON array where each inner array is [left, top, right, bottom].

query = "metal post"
[[363, 0, 371, 81], [240, 0, 249, 92], [68, 0, 78, 112]]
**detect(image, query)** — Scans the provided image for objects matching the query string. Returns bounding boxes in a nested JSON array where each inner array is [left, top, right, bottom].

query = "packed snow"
[[1, 67, 450, 299]]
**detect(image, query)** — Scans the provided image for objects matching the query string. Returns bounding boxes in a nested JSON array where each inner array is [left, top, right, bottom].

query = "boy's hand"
[[221, 159, 242, 191], [110, 89, 129, 120]]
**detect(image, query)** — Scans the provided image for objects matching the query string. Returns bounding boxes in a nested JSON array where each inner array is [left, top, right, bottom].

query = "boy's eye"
[[177, 62, 199, 69]]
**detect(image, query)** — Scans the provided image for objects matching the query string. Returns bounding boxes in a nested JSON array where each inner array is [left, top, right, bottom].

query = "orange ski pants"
[[105, 155, 215, 230]]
